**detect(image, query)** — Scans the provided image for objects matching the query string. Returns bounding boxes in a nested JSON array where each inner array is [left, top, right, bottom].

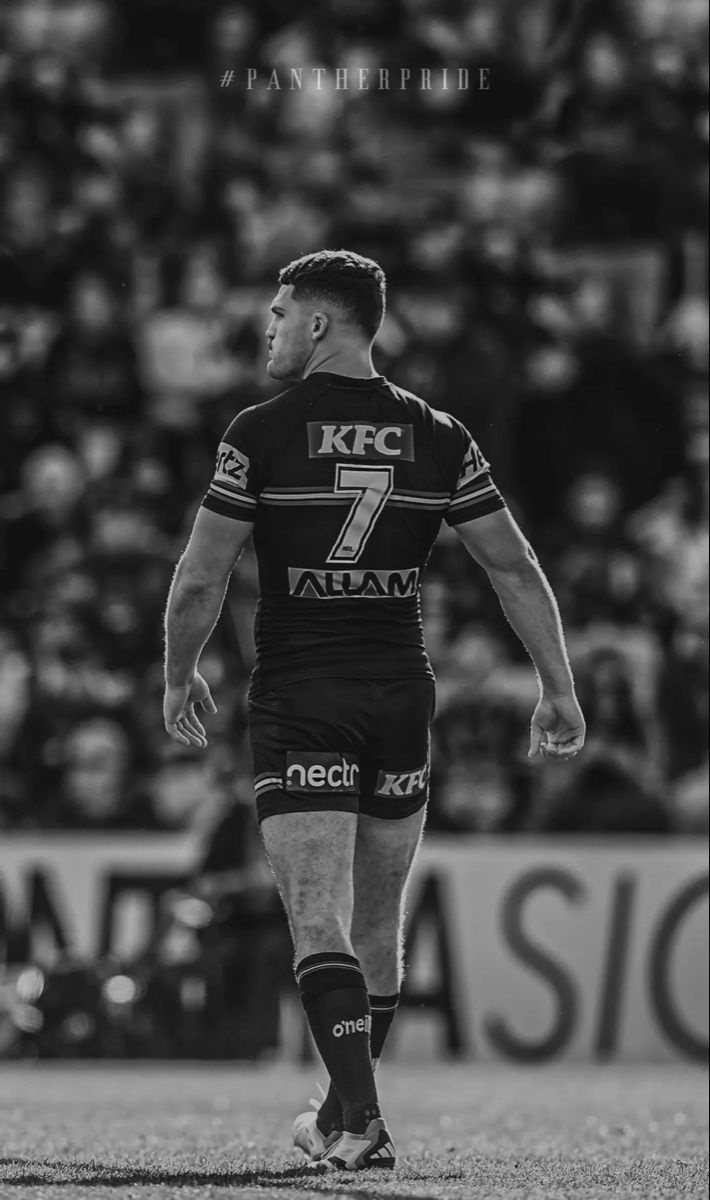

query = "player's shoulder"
[[221, 381, 311, 443], [386, 382, 467, 445], [382, 381, 441, 423], [427, 406, 467, 441]]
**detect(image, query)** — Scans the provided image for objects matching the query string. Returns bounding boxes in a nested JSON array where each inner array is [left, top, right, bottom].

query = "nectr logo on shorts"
[[375, 764, 429, 797], [285, 752, 359, 795], [332, 1016, 372, 1038], [307, 423, 414, 461]]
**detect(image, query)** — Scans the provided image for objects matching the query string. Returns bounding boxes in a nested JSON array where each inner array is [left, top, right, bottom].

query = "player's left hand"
[[163, 672, 217, 749], [528, 692, 586, 762]]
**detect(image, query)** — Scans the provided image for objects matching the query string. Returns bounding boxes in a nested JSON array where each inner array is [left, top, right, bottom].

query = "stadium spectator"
[[537, 753, 674, 834], [0, 0, 707, 836], [43, 271, 145, 434]]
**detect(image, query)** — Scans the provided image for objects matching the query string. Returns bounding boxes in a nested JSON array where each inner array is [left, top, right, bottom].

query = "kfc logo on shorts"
[[285, 752, 359, 795], [215, 441, 250, 489], [307, 423, 414, 461], [375, 764, 429, 798]]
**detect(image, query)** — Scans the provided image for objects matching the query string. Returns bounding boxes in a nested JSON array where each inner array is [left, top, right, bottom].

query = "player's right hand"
[[528, 693, 585, 761]]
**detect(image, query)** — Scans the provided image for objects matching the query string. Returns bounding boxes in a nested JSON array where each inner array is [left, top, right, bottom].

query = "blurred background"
[[0, 0, 707, 1062]]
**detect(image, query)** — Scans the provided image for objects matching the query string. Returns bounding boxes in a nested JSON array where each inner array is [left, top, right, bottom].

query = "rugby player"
[[163, 249, 585, 1171]]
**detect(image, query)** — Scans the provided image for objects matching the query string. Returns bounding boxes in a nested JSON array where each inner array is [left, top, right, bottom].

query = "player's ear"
[[311, 311, 328, 341]]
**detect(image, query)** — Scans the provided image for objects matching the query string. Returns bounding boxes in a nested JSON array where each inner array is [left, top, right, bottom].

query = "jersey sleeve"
[[200, 409, 260, 522], [444, 422, 506, 526]]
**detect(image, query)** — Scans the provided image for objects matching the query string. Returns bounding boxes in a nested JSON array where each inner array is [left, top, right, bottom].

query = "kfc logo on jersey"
[[307, 423, 414, 461], [375, 764, 429, 797], [215, 442, 250, 489], [285, 752, 359, 795]]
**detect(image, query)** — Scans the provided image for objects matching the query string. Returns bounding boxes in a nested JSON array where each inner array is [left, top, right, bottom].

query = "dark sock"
[[317, 991, 400, 1136], [369, 992, 401, 1066], [296, 952, 380, 1135]]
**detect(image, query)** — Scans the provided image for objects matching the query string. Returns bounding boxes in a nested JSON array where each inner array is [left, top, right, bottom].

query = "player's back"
[[202, 371, 504, 691]]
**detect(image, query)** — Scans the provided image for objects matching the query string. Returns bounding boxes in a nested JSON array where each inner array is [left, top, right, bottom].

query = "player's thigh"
[[261, 809, 358, 938], [352, 807, 426, 936]]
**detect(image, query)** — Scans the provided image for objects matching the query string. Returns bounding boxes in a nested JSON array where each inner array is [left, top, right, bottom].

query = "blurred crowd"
[[0, 0, 708, 838]]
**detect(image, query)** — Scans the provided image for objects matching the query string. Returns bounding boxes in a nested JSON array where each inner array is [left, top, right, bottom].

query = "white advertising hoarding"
[[402, 840, 708, 1064], [0, 835, 707, 1063]]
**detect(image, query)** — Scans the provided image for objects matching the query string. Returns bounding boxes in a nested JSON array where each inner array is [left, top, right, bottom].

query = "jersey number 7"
[[326, 464, 394, 564]]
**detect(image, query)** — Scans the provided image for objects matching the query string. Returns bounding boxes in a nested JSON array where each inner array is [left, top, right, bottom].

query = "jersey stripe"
[[259, 489, 449, 509], [446, 492, 506, 525], [201, 493, 256, 521], [260, 492, 351, 505], [394, 488, 449, 499], [447, 483, 499, 510], [208, 482, 257, 506], [389, 496, 448, 510], [261, 486, 449, 499], [259, 486, 332, 495]]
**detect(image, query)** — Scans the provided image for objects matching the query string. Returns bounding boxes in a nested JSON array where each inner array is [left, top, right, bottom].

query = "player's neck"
[[303, 347, 377, 380]]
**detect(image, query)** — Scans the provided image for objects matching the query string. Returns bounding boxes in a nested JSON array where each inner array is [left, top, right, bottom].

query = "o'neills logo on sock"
[[285, 752, 359, 795], [332, 1016, 372, 1038]]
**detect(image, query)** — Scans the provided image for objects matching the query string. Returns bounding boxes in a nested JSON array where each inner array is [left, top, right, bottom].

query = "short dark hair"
[[278, 249, 386, 341]]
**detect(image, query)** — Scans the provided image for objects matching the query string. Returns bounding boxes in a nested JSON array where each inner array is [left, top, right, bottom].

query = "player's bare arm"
[[163, 507, 253, 748], [453, 507, 585, 761]]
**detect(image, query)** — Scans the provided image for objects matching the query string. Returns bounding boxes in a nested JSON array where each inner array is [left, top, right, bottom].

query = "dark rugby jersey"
[[201, 372, 506, 692]]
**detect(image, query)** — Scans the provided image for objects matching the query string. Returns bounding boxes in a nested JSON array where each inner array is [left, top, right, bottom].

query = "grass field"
[[0, 1063, 707, 1200]]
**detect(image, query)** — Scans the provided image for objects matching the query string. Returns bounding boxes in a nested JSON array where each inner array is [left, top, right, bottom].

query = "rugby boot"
[[292, 1090, 341, 1162], [321, 1117, 396, 1170]]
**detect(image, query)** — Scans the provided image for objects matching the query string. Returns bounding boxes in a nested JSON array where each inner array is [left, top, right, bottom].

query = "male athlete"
[[163, 249, 585, 1171]]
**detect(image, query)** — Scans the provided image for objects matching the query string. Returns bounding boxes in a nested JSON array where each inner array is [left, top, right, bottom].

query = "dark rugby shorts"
[[247, 677, 436, 823]]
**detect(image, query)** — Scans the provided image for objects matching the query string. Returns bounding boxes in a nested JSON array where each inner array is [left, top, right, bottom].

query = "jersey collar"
[[306, 371, 387, 389]]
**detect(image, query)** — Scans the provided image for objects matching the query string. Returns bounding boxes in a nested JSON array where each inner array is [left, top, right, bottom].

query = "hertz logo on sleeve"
[[215, 442, 250, 489], [307, 423, 414, 461]]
